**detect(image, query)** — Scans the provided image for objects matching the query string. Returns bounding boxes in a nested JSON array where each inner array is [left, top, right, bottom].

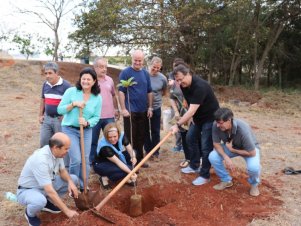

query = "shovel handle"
[[94, 131, 172, 211], [79, 108, 87, 193]]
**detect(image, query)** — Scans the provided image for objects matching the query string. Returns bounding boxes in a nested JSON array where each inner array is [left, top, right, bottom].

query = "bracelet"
[[148, 107, 153, 111], [115, 109, 119, 112]]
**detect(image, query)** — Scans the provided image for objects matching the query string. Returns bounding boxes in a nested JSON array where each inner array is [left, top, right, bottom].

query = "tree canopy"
[[70, 0, 301, 89]]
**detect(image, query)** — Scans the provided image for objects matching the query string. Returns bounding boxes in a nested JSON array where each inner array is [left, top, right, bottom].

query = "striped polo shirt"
[[41, 77, 71, 117]]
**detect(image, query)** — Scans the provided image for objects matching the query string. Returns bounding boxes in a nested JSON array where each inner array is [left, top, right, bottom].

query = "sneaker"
[[99, 176, 110, 190], [42, 200, 61, 214], [250, 185, 260, 197], [192, 176, 210, 186], [25, 209, 41, 226], [213, 181, 233, 190], [181, 166, 199, 174]]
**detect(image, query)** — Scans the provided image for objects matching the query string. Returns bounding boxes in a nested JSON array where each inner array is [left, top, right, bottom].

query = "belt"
[[18, 185, 30, 189], [46, 114, 61, 118], [70, 126, 80, 130]]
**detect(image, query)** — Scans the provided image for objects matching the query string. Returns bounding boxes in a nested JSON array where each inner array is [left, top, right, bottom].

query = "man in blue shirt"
[[118, 50, 153, 165]]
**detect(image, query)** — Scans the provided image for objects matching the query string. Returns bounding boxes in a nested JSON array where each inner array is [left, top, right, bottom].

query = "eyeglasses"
[[216, 119, 231, 125]]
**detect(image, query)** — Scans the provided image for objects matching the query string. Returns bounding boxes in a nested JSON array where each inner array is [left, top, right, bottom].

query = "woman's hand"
[[130, 173, 137, 182], [72, 101, 86, 108], [78, 117, 89, 127]]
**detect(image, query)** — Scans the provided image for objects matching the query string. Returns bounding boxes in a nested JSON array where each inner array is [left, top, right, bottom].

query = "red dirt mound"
[[39, 170, 282, 226]]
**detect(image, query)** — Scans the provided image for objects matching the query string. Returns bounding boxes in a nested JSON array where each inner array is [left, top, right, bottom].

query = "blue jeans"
[[17, 174, 78, 217], [40, 115, 62, 148], [62, 126, 92, 189], [209, 145, 261, 185], [144, 108, 161, 156], [90, 118, 115, 164], [186, 122, 213, 179], [93, 152, 133, 182]]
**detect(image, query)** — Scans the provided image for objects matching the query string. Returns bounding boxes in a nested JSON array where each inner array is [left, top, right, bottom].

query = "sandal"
[[180, 160, 190, 168], [99, 176, 110, 190]]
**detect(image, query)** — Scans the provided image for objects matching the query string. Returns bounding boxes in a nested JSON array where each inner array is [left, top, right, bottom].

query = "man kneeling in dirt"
[[17, 132, 79, 226], [209, 108, 261, 196]]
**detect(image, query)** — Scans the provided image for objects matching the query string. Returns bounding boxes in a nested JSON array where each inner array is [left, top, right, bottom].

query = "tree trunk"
[[54, 29, 59, 61], [254, 22, 284, 90]]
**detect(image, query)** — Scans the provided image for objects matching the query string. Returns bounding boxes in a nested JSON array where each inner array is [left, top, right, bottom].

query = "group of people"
[[169, 63, 261, 196], [16, 49, 261, 226]]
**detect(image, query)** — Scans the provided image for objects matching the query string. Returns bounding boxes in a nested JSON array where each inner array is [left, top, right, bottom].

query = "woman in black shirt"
[[93, 122, 137, 189]]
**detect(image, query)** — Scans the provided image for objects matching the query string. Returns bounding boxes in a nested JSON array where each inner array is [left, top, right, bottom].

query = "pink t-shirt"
[[98, 75, 116, 118]]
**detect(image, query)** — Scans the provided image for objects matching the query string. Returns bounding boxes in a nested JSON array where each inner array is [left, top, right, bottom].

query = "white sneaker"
[[181, 166, 200, 174], [192, 176, 210, 186]]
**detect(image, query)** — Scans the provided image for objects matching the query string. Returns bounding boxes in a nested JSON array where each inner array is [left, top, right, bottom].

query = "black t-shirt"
[[95, 135, 130, 163], [181, 75, 219, 125]]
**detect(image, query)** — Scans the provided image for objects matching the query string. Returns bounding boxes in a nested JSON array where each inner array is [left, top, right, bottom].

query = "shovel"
[[93, 132, 172, 215], [73, 108, 103, 210]]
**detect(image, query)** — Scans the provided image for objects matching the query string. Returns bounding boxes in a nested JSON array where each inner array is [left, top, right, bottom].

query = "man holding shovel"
[[17, 133, 79, 226], [170, 64, 219, 186]]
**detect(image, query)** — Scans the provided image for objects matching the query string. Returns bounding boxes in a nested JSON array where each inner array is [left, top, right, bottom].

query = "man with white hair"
[[118, 50, 153, 166], [90, 57, 120, 165]]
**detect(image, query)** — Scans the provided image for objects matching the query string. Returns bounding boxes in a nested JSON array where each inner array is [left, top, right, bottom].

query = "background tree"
[[11, 33, 39, 59], [70, 0, 301, 89], [18, 0, 78, 61]]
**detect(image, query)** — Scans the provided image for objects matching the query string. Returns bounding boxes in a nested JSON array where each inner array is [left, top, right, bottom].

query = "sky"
[[0, 0, 119, 59]]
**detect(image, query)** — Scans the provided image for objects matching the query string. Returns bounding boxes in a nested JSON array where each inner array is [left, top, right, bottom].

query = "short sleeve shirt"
[[181, 75, 219, 125], [150, 73, 167, 110], [118, 67, 152, 113], [212, 118, 260, 151], [95, 135, 130, 163], [18, 146, 65, 188]]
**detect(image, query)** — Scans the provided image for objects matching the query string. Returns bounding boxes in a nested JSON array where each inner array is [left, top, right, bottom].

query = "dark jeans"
[[186, 122, 213, 179], [180, 130, 189, 160], [93, 152, 133, 182], [90, 118, 115, 164], [144, 107, 161, 156], [124, 112, 147, 164]]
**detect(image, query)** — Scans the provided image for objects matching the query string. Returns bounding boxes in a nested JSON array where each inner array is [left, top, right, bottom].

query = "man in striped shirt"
[[39, 62, 71, 147]]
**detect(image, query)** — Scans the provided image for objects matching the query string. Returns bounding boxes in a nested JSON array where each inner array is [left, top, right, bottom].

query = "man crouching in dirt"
[[17, 132, 79, 226], [209, 108, 261, 196]]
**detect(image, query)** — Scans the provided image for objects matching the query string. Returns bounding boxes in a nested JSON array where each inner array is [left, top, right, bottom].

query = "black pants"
[[123, 112, 147, 163]]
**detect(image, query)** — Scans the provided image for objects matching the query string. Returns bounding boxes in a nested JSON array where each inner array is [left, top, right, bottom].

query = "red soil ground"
[[2, 59, 295, 226]]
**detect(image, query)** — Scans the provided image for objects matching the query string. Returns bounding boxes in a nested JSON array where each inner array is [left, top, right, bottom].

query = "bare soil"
[[0, 59, 300, 226]]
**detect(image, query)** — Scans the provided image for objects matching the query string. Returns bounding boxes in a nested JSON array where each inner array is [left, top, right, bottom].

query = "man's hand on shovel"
[[68, 182, 79, 199]]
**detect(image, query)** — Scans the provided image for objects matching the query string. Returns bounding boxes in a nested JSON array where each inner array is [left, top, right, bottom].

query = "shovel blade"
[[74, 189, 104, 210]]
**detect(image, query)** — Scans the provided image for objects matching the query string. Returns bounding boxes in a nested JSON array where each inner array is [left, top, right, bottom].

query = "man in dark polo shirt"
[[170, 64, 219, 186], [118, 50, 153, 166], [39, 62, 71, 147], [209, 108, 261, 196]]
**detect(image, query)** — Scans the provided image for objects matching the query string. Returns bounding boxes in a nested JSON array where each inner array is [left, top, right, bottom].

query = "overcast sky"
[[0, 0, 87, 59]]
